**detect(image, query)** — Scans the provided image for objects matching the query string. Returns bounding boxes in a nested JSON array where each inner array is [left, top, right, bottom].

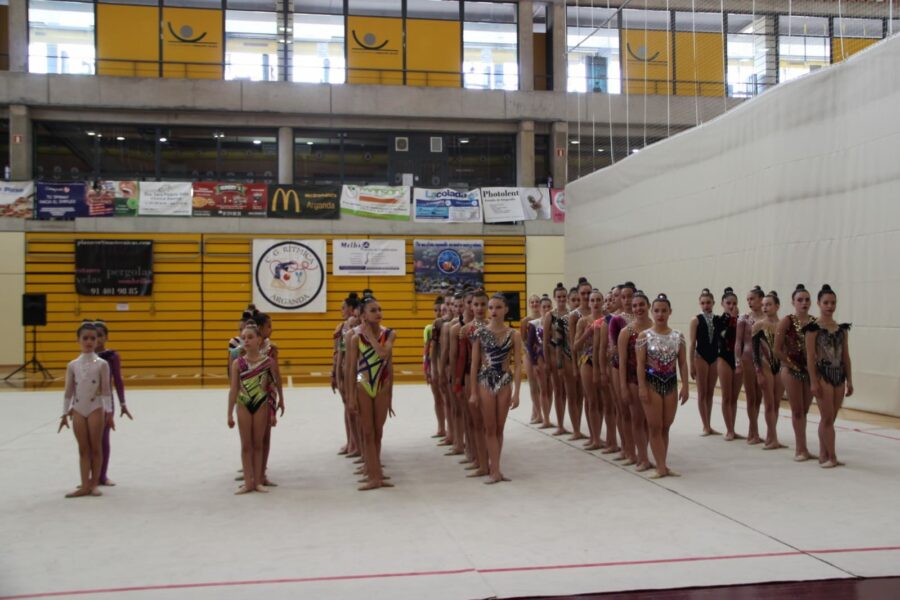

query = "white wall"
[[566, 36, 900, 417], [0, 232, 25, 366]]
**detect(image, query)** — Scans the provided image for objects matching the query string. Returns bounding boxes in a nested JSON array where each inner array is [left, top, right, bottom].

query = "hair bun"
[[795, 283, 806, 291], [701, 288, 710, 294], [657, 293, 668, 299], [624, 281, 635, 287], [348, 292, 359, 300], [578, 276, 587, 284], [769, 290, 779, 298], [556, 282, 564, 288], [724, 287, 733, 294], [821, 284, 833, 292]]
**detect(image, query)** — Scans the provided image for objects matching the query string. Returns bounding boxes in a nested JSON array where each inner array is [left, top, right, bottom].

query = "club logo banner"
[[0, 181, 34, 218], [413, 188, 482, 223], [333, 239, 406, 276], [36, 182, 88, 220], [413, 239, 484, 294], [75, 239, 153, 296], [267, 185, 339, 219], [253, 239, 327, 313], [481, 187, 526, 223], [551, 188, 566, 223], [139, 181, 193, 216], [341, 185, 410, 221], [192, 182, 267, 217]]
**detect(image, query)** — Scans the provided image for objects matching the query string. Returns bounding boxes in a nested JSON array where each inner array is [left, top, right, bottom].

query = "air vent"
[[430, 136, 443, 153], [395, 137, 409, 152]]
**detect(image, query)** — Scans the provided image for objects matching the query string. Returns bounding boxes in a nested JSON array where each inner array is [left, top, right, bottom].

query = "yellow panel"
[[832, 38, 878, 63], [675, 32, 725, 97], [346, 16, 404, 85], [97, 5, 160, 77], [162, 8, 223, 79], [406, 19, 461, 88], [621, 29, 672, 96]]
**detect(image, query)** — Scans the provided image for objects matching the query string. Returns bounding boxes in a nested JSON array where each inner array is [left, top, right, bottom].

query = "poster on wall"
[[413, 239, 484, 294], [0, 181, 34, 218], [75, 239, 153, 296], [92, 181, 140, 216], [550, 188, 566, 223], [35, 182, 87, 220], [252, 239, 327, 313], [191, 182, 267, 217], [332, 239, 406, 276], [340, 185, 410, 220], [481, 187, 526, 223], [267, 185, 340, 219], [413, 188, 482, 223], [520, 187, 551, 221], [138, 181, 192, 216]]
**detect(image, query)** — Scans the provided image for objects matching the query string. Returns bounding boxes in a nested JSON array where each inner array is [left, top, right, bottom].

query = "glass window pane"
[[293, 13, 345, 84], [343, 132, 389, 185], [349, 0, 401, 18], [218, 130, 276, 182], [408, 0, 459, 21], [164, 0, 224, 8], [447, 134, 515, 188], [34, 122, 97, 181], [567, 7, 619, 94], [28, 0, 95, 75], [94, 125, 158, 179], [226, 0, 276, 10], [621, 9, 670, 31], [675, 11, 722, 33], [778, 15, 828, 37], [295, 132, 343, 185], [463, 1, 515, 24], [779, 35, 829, 82], [159, 127, 217, 181], [225, 10, 280, 82], [294, 0, 342, 15], [833, 17, 883, 39], [464, 21, 518, 90]]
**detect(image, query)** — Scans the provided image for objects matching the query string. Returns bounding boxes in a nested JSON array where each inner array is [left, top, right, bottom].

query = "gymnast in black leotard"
[[689, 289, 720, 437]]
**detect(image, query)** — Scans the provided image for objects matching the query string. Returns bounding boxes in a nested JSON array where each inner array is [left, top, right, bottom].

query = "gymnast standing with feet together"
[[736, 286, 766, 444], [618, 289, 654, 471], [542, 283, 569, 436], [574, 289, 605, 451], [93, 320, 133, 487], [689, 289, 720, 437], [715, 288, 744, 441], [59, 322, 113, 498], [751, 291, 787, 451]]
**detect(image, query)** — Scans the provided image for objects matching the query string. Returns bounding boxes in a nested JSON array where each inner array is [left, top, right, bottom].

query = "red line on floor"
[[3, 546, 899, 599]]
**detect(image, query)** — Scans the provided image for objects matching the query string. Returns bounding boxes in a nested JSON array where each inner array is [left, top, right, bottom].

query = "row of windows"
[[32, 122, 521, 188]]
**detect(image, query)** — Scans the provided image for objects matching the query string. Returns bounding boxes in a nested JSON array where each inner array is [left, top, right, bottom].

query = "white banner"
[[413, 188, 482, 223], [253, 239, 327, 313], [340, 185, 410, 220], [520, 187, 551, 221], [0, 181, 34, 218], [332, 239, 406, 276], [138, 181, 192, 216], [481, 187, 526, 223]]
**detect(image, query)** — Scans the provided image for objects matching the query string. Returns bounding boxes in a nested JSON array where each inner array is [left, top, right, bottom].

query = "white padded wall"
[[566, 36, 900, 417]]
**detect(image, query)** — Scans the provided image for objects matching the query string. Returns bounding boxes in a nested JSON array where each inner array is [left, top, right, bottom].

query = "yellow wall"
[[406, 19, 461, 88], [162, 8, 224, 79], [675, 32, 725, 97], [24, 233, 525, 379], [832, 38, 879, 63], [621, 29, 672, 95], [97, 5, 160, 78], [1, 233, 24, 366], [347, 16, 404, 85], [525, 236, 564, 299]]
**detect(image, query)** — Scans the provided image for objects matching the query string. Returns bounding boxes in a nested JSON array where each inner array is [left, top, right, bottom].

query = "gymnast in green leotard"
[[228, 323, 275, 495], [347, 294, 396, 491]]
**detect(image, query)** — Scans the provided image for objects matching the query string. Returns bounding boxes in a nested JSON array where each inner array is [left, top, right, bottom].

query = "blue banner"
[[412, 188, 482, 223], [36, 182, 88, 220]]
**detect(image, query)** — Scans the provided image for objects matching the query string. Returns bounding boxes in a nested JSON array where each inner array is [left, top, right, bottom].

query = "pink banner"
[[550, 188, 566, 223]]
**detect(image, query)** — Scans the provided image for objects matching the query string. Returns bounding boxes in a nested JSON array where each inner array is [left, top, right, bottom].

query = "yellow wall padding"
[[346, 16, 404, 85], [406, 19, 461, 88], [25, 233, 526, 377], [96, 4, 160, 78], [832, 38, 879, 63]]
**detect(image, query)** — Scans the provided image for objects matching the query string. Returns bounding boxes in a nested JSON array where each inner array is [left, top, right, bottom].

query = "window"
[[726, 13, 761, 97], [28, 0, 95, 75], [94, 125, 158, 180], [295, 132, 344, 185], [348, 0, 401, 18], [218, 130, 276, 182], [779, 15, 829, 82], [342, 132, 390, 185], [833, 17, 883, 39], [463, 2, 517, 91], [159, 127, 276, 181], [447, 133, 515, 187], [534, 134, 550, 186], [567, 6, 619, 93], [293, 13, 345, 84], [0, 118, 10, 176], [34, 122, 99, 180], [408, 0, 459, 20], [225, 10, 280, 82]]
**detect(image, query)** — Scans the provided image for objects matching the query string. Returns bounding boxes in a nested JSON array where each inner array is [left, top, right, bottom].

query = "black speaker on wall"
[[23, 293, 47, 327], [502, 291, 521, 322]]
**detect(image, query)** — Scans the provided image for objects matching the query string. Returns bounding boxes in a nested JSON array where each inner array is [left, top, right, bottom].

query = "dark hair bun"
[[821, 284, 833, 292], [724, 287, 733, 294], [556, 282, 564, 288], [624, 281, 635, 287], [769, 290, 779, 298], [701, 288, 710, 294], [578, 276, 588, 285], [348, 292, 359, 300], [795, 284, 806, 291]]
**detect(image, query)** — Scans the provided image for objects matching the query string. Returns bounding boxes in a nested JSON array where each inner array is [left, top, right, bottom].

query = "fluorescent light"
[[632, 148, 640, 154], [159, 137, 168, 143], [597, 148, 605, 153], [116, 136, 125, 141], [252, 139, 262, 145], [86, 131, 95, 136], [306, 141, 314, 145], [570, 140, 580, 145], [459, 138, 470, 144]]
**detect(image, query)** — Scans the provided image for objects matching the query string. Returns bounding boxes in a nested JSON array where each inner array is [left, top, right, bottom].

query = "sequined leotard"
[[802, 322, 851, 386], [624, 324, 641, 385], [526, 318, 543, 363], [715, 313, 737, 370], [695, 312, 719, 365], [236, 355, 274, 414], [63, 353, 112, 418], [784, 315, 815, 381], [608, 312, 634, 369], [639, 329, 685, 396], [752, 326, 780, 374], [475, 328, 514, 393], [579, 324, 594, 367]]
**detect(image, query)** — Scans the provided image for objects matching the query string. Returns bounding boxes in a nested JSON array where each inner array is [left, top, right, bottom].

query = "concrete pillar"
[[9, 0, 28, 73], [517, 0, 534, 92], [752, 15, 779, 94], [550, 1, 567, 92], [277, 126, 294, 184], [516, 120, 535, 187], [550, 121, 568, 188], [9, 105, 32, 181]]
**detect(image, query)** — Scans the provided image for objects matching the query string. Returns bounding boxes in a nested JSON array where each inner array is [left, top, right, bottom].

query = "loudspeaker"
[[502, 291, 521, 322], [23, 293, 47, 327]]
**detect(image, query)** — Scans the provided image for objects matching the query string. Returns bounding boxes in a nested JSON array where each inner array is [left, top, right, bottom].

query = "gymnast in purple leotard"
[[93, 321, 134, 487]]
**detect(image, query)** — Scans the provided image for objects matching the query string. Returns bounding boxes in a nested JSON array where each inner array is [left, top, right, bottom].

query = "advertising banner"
[[138, 181, 192, 216], [481, 187, 526, 223], [551, 188, 566, 223], [75, 239, 153, 296], [267, 185, 339, 219], [96, 4, 159, 77], [0, 181, 34, 218], [102, 181, 140, 216], [413, 239, 484, 294], [253, 239, 327, 313], [162, 7, 224, 79], [520, 187, 551, 221], [346, 16, 403, 85], [35, 182, 87, 220], [332, 239, 406, 276], [191, 182, 267, 217], [340, 185, 410, 220], [413, 188, 482, 223]]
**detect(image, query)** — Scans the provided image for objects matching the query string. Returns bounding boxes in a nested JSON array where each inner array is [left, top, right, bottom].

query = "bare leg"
[[86, 409, 105, 492], [467, 391, 489, 476], [761, 365, 785, 450], [66, 413, 93, 497], [431, 379, 446, 437], [816, 379, 844, 467], [99, 419, 113, 485], [479, 384, 512, 484], [742, 363, 762, 444], [628, 383, 651, 470], [357, 384, 382, 490], [601, 377, 620, 452], [612, 369, 635, 462], [251, 406, 269, 492], [643, 388, 668, 477], [696, 359, 719, 435], [563, 362, 584, 440], [537, 362, 553, 427], [784, 369, 813, 460], [235, 405, 255, 493], [526, 360, 541, 424], [718, 359, 738, 440], [581, 363, 602, 450], [550, 364, 568, 435]]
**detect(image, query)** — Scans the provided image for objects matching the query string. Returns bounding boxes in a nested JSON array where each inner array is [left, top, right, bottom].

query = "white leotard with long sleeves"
[[63, 353, 112, 418]]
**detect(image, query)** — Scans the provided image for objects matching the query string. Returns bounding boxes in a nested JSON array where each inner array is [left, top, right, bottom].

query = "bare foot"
[[353, 457, 365, 464], [90, 488, 102, 496], [584, 444, 602, 451], [338, 445, 348, 455], [234, 475, 244, 481], [763, 442, 787, 450], [358, 480, 383, 491], [262, 479, 277, 487], [649, 470, 667, 479], [747, 436, 763, 445], [835, 460, 846, 467], [500, 475, 511, 482], [431, 432, 446, 439], [667, 469, 681, 477], [444, 450, 464, 456], [346, 452, 361, 459], [613, 454, 627, 461], [601, 446, 620, 455], [700, 430, 713, 437], [437, 439, 453, 446], [569, 433, 587, 441], [622, 458, 637, 466], [467, 470, 489, 478], [530, 418, 542, 425], [99, 479, 116, 487], [255, 485, 270, 493], [635, 462, 653, 472], [821, 461, 838, 469], [380, 481, 395, 488], [483, 476, 502, 485], [724, 432, 736, 441], [234, 485, 253, 495], [553, 428, 570, 436], [539, 422, 554, 429], [65, 487, 90, 498], [464, 463, 481, 471], [459, 457, 473, 464]]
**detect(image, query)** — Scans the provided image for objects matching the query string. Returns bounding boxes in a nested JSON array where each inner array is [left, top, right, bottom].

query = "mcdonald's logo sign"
[[266, 185, 340, 220]]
